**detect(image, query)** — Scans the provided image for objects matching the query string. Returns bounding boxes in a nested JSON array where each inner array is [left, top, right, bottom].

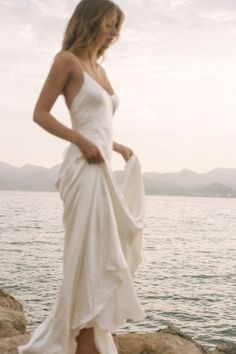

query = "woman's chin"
[[101, 44, 109, 50]]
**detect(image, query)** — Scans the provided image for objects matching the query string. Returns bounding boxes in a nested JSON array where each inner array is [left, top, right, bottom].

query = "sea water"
[[0, 191, 235, 349]]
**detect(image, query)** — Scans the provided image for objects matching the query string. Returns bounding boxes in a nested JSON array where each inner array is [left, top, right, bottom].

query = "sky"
[[0, 0, 236, 173]]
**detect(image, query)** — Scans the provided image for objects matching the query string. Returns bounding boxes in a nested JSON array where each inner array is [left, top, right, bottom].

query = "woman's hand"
[[76, 135, 105, 164], [113, 142, 134, 162]]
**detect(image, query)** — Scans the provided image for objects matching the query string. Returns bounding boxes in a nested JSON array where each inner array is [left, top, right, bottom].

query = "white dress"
[[18, 59, 146, 354]]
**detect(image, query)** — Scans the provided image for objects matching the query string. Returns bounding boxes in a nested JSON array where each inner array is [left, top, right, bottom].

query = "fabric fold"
[[18, 153, 146, 354]]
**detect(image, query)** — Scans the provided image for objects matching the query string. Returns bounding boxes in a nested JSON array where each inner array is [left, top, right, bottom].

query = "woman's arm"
[[113, 141, 134, 161], [33, 52, 104, 164], [33, 52, 80, 145]]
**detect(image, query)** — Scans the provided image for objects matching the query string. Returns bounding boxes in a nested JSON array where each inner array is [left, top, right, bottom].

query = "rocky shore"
[[0, 288, 235, 354]]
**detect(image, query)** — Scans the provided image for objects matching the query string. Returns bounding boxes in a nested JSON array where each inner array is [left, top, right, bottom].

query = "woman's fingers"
[[78, 137, 105, 164], [87, 151, 105, 164], [122, 148, 134, 161]]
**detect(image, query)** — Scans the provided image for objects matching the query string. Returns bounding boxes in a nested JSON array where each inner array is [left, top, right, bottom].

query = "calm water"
[[0, 191, 236, 350]]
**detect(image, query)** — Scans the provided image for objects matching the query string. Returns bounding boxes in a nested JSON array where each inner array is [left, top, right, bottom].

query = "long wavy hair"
[[61, 0, 125, 60]]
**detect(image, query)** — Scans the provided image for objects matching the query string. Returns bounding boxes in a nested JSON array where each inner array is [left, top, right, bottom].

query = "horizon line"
[[0, 159, 236, 175]]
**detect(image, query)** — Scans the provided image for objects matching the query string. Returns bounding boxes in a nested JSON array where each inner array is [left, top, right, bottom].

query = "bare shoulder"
[[52, 50, 74, 71], [54, 50, 84, 78], [33, 50, 77, 112]]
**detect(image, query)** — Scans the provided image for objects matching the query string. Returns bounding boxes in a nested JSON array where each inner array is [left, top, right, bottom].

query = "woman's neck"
[[79, 49, 99, 67]]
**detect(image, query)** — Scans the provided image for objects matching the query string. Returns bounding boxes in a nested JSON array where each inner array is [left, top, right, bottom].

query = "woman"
[[18, 1, 146, 354]]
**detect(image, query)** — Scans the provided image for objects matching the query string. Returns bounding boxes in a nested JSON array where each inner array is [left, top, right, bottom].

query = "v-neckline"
[[83, 70, 116, 97], [69, 69, 117, 111], [74, 56, 115, 97]]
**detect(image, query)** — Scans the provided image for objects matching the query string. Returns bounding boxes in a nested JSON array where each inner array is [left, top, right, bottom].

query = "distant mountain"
[[0, 161, 61, 191], [202, 167, 236, 188], [192, 182, 236, 197], [0, 177, 15, 190], [0, 161, 236, 197]]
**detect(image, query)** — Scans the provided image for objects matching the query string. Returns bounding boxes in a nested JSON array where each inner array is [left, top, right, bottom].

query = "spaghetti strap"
[[68, 50, 85, 71], [68, 50, 115, 97]]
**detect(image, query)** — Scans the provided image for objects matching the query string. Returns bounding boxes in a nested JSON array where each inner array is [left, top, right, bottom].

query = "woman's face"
[[98, 10, 119, 49]]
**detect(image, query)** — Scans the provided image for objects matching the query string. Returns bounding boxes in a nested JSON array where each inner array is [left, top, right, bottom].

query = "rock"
[[0, 289, 30, 354], [0, 289, 27, 339], [0, 287, 235, 354], [113, 326, 209, 354], [210, 344, 236, 354], [0, 334, 30, 354]]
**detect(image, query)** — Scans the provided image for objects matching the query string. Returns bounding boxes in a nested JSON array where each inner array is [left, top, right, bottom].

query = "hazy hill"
[[192, 182, 236, 197], [0, 162, 61, 191], [0, 161, 236, 197], [143, 168, 236, 189]]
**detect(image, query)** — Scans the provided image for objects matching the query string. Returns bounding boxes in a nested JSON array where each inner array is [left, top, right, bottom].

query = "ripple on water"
[[0, 193, 236, 349]]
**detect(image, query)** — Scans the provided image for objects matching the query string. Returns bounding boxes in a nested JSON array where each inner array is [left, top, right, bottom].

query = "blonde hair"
[[61, 0, 125, 60]]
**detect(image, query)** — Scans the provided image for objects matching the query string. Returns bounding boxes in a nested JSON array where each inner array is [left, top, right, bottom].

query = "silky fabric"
[[18, 58, 146, 354]]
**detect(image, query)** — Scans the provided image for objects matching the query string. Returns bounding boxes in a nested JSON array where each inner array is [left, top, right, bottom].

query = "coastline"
[[0, 288, 235, 354]]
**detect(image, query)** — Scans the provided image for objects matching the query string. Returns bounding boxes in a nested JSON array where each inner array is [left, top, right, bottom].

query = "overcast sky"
[[0, 0, 236, 173]]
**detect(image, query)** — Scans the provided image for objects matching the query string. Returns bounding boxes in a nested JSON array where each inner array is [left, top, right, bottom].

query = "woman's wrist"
[[113, 141, 123, 153], [70, 129, 85, 147]]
